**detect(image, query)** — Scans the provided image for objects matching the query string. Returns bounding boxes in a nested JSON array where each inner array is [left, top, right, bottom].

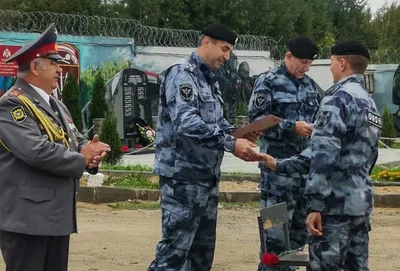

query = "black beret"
[[330, 40, 370, 60], [201, 23, 238, 46], [287, 36, 319, 60]]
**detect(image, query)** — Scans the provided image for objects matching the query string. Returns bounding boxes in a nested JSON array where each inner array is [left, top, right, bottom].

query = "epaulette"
[[264, 68, 278, 81], [184, 64, 196, 73], [7, 88, 24, 97]]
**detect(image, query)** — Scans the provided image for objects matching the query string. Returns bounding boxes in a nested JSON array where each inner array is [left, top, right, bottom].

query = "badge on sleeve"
[[366, 109, 382, 130], [255, 93, 266, 110], [10, 106, 27, 122], [179, 83, 193, 101], [315, 111, 332, 128]]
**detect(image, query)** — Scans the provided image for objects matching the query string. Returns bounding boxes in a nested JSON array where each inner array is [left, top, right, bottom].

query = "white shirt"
[[29, 84, 50, 106]]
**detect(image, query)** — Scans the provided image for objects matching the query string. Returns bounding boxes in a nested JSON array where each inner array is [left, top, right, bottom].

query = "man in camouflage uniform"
[[260, 148, 311, 176], [260, 40, 381, 271], [247, 36, 321, 270], [304, 40, 380, 271], [148, 23, 261, 271]]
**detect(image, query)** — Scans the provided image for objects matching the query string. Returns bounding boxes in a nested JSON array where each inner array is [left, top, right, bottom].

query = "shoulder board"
[[7, 87, 24, 97], [264, 68, 278, 81], [184, 64, 196, 73]]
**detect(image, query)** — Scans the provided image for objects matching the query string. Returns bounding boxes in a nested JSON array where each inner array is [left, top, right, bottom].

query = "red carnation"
[[261, 253, 280, 265], [121, 145, 129, 152], [134, 144, 143, 149]]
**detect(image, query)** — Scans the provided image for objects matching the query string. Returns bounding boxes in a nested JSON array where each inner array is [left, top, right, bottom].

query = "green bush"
[[237, 102, 247, 116], [88, 71, 108, 138], [62, 74, 83, 131], [381, 105, 396, 147], [100, 111, 123, 165]]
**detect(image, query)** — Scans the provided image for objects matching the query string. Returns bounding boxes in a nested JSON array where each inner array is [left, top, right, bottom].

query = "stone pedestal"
[[235, 116, 249, 128], [87, 173, 105, 187]]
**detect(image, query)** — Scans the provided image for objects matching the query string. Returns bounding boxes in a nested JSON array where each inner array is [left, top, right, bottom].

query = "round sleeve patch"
[[10, 106, 27, 122]]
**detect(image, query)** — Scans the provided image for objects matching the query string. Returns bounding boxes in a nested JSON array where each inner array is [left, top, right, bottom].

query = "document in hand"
[[231, 115, 283, 138]]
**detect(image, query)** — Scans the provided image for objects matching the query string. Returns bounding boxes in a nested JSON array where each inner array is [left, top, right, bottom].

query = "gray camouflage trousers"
[[258, 171, 308, 271], [148, 176, 219, 271], [308, 215, 370, 271]]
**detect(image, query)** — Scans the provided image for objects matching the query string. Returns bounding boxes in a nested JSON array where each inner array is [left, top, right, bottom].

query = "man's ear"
[[30, 61, 40, 76], [339, 58, 347, 72]]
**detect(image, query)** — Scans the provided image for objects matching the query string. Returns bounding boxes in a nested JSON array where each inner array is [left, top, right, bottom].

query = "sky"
[[369, 0, 399, 13]]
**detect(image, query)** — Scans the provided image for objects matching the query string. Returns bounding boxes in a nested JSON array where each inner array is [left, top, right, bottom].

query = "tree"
[[62, 74, 83, 131], [100, 111, 123, 165], [381, 105, 396, 147], [88, 71, 108, 138]]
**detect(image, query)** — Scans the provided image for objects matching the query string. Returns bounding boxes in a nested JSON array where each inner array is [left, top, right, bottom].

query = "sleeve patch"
[[315, 111, 332, 129], [255, 93, 267, 109], [10, 106, 27, 122], [366, 109, 382, 130], [179, 83, 193, 102]]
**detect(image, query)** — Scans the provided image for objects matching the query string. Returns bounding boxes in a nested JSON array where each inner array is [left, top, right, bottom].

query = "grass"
[[103, 174, 159, 189], [100, 163, 153, 172], [109, 200, 259, 210], [378, 141, 400, 149], [228, 171, 244, 176]]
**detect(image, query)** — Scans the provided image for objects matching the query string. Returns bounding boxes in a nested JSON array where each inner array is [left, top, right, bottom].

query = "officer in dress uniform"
[[148, 23, 262, 271], [0, 23, 110, 271], [260, 40, 381, 271]]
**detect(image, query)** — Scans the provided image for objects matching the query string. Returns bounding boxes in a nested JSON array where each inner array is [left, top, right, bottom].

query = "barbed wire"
[[0, 9, 277, 51], [1, 9, 399, 64]]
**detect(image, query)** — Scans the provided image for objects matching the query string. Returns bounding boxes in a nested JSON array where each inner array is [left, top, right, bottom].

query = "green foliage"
[[62, 74, 83, 131], [378, 141, 400, 149], [2, 0, 112, 16], [100, 163, 153, 172], [7, 0, 400, 62], [80, 60, 131, 106], [237, 102, 247, 116], [103, 174, 159, 189], [88, 71, 108, 137], [100, 111, 123, 165], [381, 105, 396, 147]]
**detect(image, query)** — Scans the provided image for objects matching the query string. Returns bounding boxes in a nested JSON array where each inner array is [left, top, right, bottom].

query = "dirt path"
[[1, 203, 398, 271]]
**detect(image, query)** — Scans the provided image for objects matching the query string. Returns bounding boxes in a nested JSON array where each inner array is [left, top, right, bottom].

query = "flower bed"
[[371, 169, 400, 182]]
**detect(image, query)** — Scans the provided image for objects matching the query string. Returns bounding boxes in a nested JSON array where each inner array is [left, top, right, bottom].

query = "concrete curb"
[[77, 186, 400, 207], [379, 160, 400, 168]]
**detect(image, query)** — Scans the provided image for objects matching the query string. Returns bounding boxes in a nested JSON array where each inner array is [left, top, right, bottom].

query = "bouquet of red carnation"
[[121, 145, 129, 152], [261, 253, 280, 265]]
